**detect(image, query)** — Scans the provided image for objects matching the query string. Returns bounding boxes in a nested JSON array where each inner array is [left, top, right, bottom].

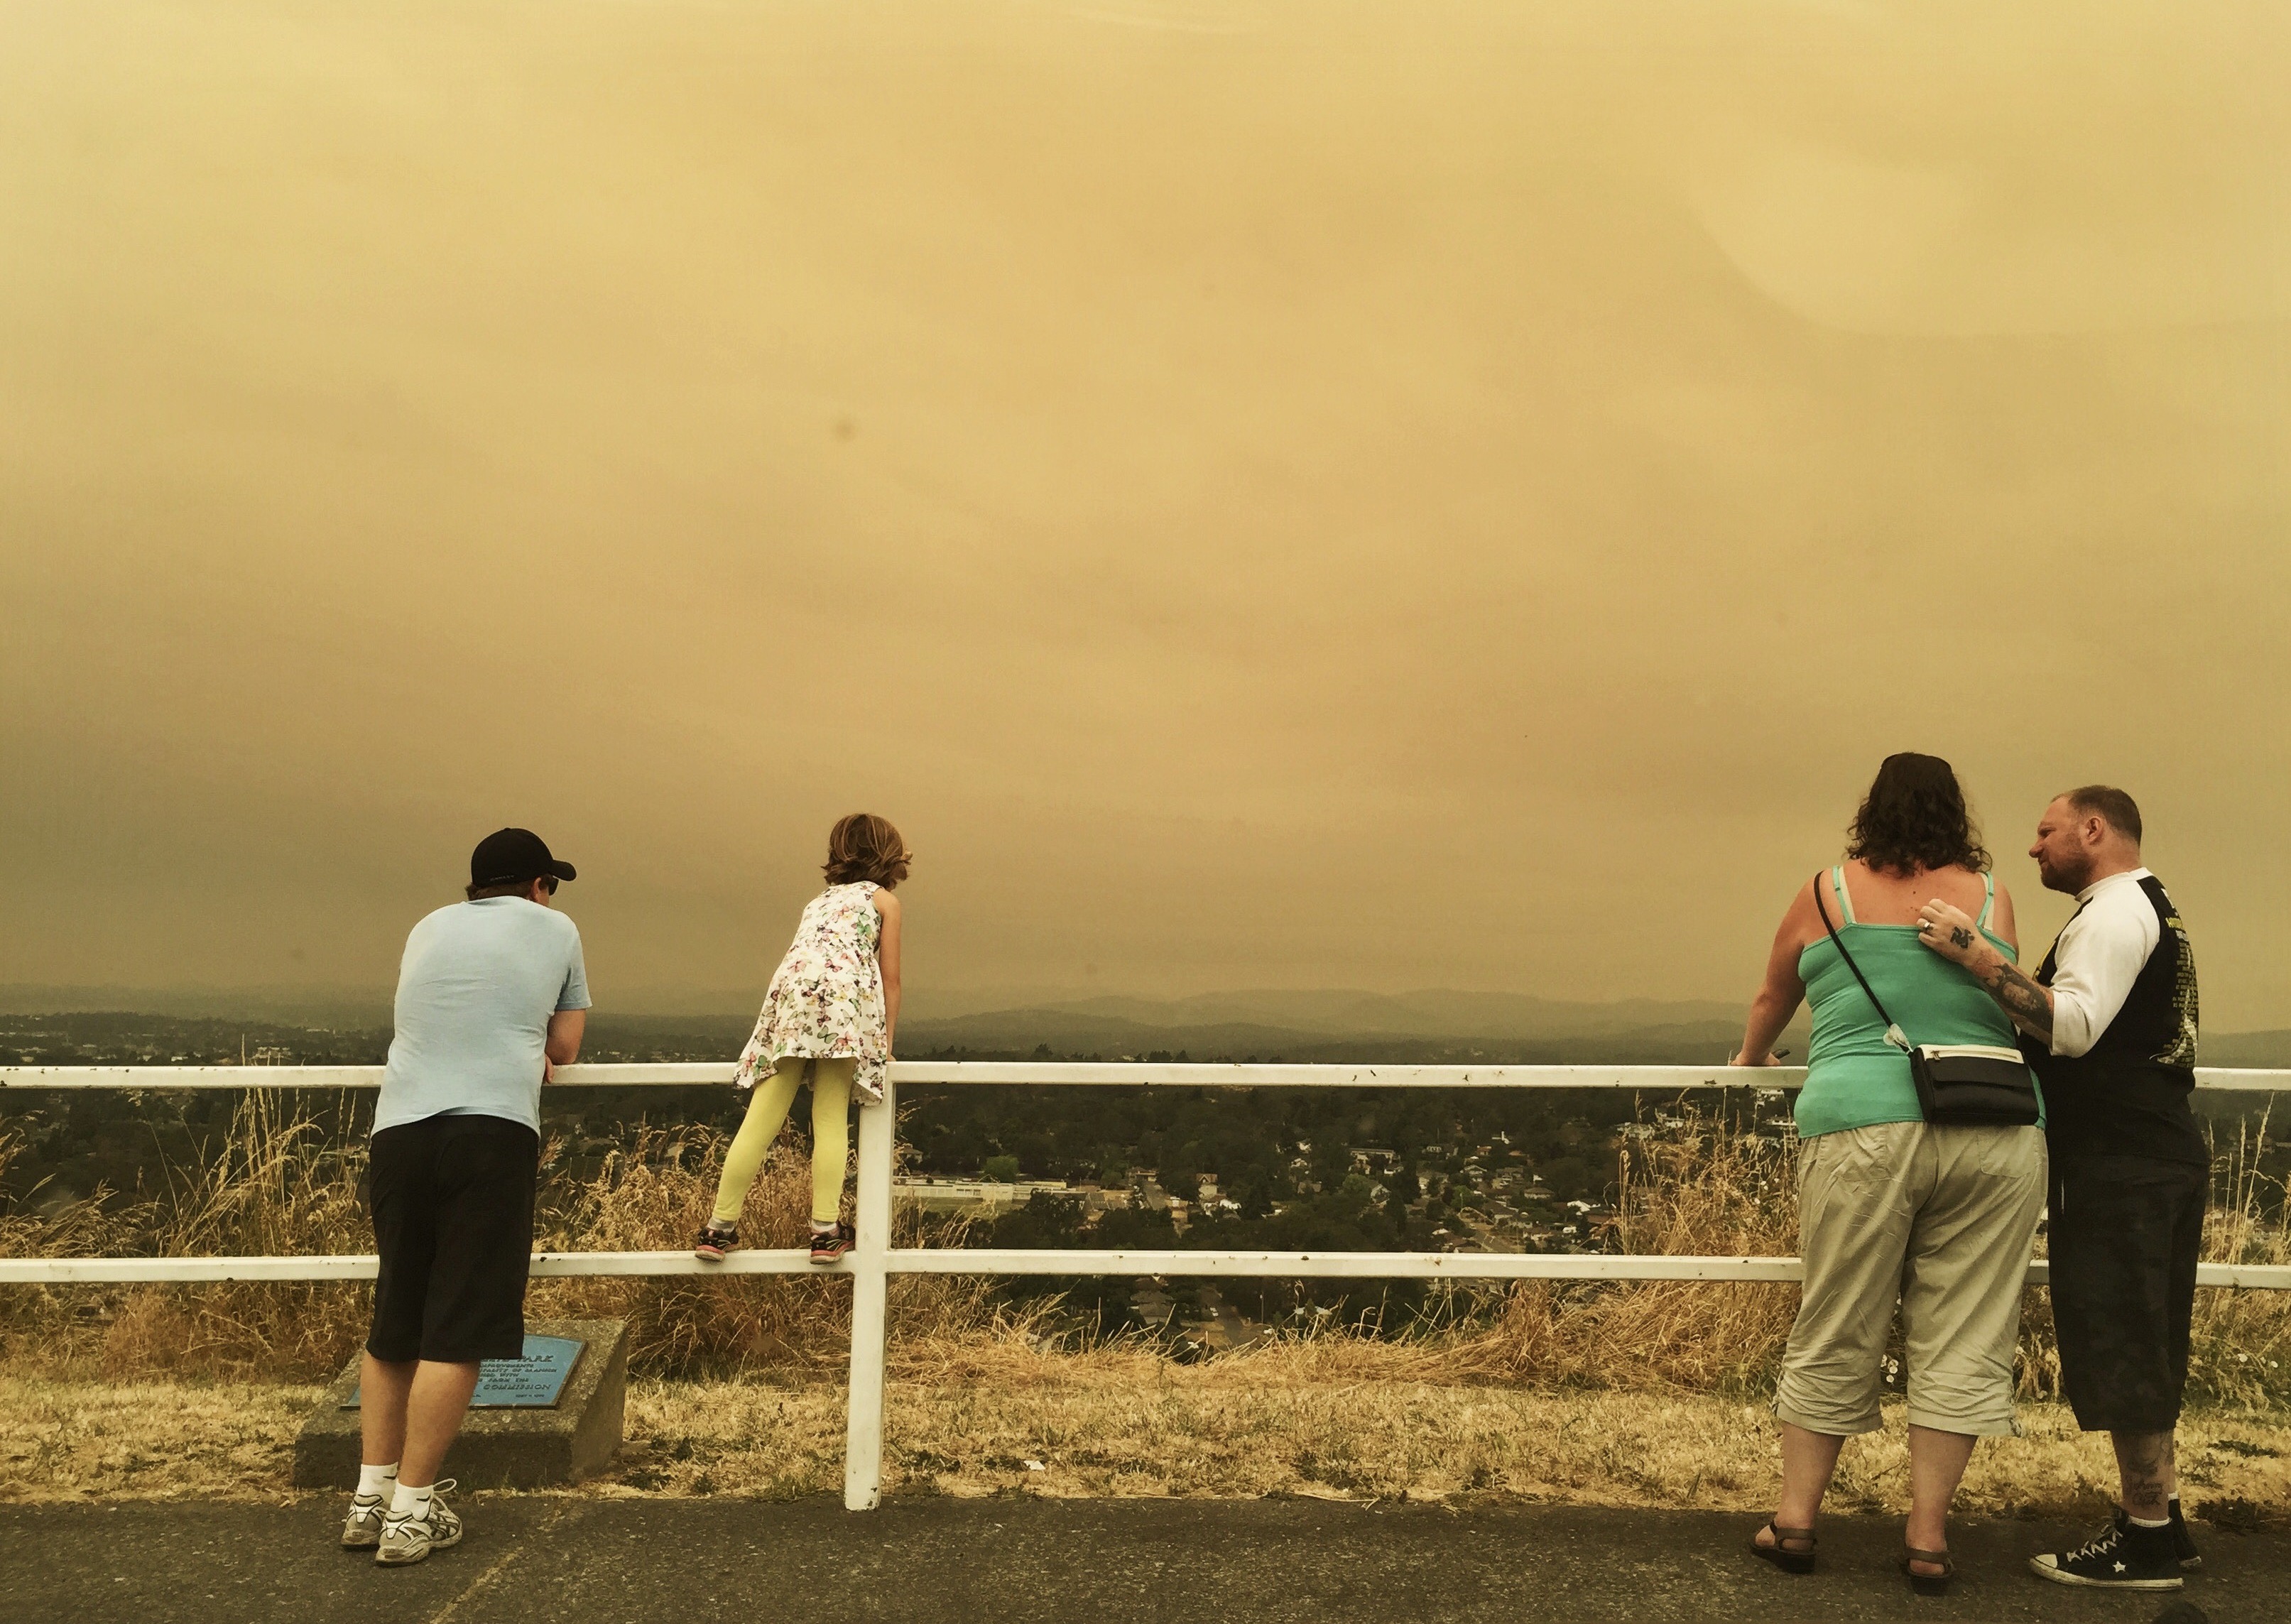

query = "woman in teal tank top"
[[1729, 754, 2049, 1595], [1794, 864, 2041, 1137]]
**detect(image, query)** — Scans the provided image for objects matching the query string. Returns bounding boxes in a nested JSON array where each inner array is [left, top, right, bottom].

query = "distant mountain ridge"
[[0, 983, 396, 1025], [2197, 1030, 2291, 1069], [896, 989, 1768, 1066], [0, 982, 1741, 1033], [6, 983, 2286, 1068], [1010, 988, 1747, 1039]]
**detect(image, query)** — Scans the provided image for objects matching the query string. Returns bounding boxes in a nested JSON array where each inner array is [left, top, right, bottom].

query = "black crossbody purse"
[[1811, 872, 2042, 1128]]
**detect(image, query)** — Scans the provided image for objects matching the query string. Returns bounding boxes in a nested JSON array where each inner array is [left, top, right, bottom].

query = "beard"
[[2040, 847, 2097, 895]]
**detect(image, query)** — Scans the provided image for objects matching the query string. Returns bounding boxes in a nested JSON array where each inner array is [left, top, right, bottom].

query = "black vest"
[[2025, 873, 2206, 1165]]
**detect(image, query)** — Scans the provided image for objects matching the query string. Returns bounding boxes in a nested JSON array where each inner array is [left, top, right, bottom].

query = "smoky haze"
[[4, 3, 2288, 1027]]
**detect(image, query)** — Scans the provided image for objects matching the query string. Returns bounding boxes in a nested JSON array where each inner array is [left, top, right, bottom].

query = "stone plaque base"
[[293, 1318, 628, 1491]]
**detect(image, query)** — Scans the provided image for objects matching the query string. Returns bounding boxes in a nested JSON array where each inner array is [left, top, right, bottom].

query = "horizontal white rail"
[[889, 1252, 2291, 1289], [5, 1249, 2284, 1291], [6, 1063, 2288, 1510], [0, 1250, 834, 1283], [6, 1062, 2289, 1091]]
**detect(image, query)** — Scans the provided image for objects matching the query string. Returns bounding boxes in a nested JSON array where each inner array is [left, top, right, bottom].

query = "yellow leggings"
[[709, 1057, 854, 1226]]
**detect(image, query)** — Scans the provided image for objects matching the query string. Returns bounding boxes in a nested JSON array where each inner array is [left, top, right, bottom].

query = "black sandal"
[[1749, 1522, 1817, 1574], [1900, 1547, 1954, 1597]]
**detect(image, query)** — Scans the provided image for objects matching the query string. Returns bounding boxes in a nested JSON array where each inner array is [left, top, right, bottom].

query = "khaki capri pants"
[[1775, 1121, 2046, 1438]]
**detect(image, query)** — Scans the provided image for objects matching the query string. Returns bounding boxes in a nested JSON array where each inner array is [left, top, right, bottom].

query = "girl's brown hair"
[[824, 813, 912, 888]]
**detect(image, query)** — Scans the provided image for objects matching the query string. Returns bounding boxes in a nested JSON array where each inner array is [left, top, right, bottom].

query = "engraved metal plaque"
[[343, 1334, 587, 1410]]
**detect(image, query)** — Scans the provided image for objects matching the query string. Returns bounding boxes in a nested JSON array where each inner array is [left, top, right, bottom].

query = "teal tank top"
[[1793, 867, 2043, 1138]]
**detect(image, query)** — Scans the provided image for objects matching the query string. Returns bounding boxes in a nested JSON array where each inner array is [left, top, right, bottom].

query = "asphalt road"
[[1, 1498, 2279, 1624]]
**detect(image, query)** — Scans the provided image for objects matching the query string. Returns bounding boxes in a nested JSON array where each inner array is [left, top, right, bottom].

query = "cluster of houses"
[[897, 1099, 1800, 1259], [893, 1135, 1619, 1253], [892, 1171, 1244, 1225]]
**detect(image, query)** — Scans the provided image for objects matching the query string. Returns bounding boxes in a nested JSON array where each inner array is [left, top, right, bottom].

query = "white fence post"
[[842, 1076, 896, 1510]]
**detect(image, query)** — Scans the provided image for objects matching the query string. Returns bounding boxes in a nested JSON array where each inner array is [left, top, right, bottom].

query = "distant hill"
[[2201, 1030, 2291, 1069], [0, 983, 395, 1026], [7, 980, 2286, 1072], [1008, 988, 1747, 1039], [898, 990, 1778, 1067], [884, 990, 2291, 1072], [902, 1018, 1753, 1067]]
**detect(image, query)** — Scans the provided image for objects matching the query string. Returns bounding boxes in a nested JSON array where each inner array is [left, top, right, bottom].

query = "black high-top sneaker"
[[2030, 1507, 2184, 1591], [2168, 1495, 2202, 1571]]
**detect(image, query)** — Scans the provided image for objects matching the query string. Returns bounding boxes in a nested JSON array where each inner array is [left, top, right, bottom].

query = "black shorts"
[[2047, 1152, 2207, 1433], [366, 1113, 540, 1364]]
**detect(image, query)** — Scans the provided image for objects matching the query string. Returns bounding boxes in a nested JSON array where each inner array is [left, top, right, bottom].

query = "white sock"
[[356, 1462, 399, 1503], [391, 1481, 435, 1520], [2128, 1511, 2170, 1529], [810, 1219, 838, 1233]]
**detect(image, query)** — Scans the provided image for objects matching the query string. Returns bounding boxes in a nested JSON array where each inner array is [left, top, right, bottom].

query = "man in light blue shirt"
[[348, 828, 590, 1567], [375, 878, 592, 1136]]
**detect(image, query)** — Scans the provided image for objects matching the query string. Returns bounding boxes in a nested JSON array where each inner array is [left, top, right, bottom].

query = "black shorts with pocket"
[[2047, 1152, 2207, 1434], [366, 1112, 540, 1364]]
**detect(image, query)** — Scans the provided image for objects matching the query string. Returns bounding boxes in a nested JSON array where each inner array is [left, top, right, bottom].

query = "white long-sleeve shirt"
[[2045, 867, 2160, 1059]]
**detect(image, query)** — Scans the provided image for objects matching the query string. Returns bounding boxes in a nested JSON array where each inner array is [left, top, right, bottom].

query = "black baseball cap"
[[469, 828, 577, 888]]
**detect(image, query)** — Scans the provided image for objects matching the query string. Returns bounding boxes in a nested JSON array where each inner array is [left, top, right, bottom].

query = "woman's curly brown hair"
[[824, 813, 912, 888], [1846, 753, 1991, 876]]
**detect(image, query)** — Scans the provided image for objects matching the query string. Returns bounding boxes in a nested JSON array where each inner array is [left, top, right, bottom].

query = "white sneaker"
[[339, 1492, 388, 1550], [374, 1481, 464, 1566]]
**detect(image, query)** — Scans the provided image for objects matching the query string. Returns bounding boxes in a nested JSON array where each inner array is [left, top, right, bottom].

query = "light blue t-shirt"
[[374, 898, 592, 1136]]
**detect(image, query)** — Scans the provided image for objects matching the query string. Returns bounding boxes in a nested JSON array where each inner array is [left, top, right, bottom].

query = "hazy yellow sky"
[[4, 2, 2288, 1023]]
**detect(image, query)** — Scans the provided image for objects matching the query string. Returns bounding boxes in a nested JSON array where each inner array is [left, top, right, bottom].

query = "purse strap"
[[1811, 869, 1914, 1052]]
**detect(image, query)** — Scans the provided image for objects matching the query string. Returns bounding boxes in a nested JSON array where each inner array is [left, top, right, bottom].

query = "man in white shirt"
[[1917, 786, 2205, 1591], [343, 828, 590, 1567]]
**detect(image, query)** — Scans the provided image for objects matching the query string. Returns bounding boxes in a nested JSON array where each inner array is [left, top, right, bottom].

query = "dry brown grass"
[[0, 1103, 376, 1377], [6, 1368, 2288, 1519], [1410, 1103, 2291, 1412], [1432, 1107, 1803, 1392], [0, 1126, 150, 1369], [0, 1102, 1001, 1383], [529, 1122, 998, 1378], [2186, 1111, 2291, 1410], [3, 1098, 2287, 1420], [5, 1099, 2286, 1515], [0, 1374, 325, 1501], [846, 1375, 2291, 1516], [96, 1095, 373, 1379]]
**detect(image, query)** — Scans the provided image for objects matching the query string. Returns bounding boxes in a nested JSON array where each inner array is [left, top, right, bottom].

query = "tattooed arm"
[[1915, 899, 2053, 1044]]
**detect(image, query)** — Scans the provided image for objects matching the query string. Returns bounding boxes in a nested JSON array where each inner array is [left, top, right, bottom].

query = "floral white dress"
[[733, 882, 890, 1103]]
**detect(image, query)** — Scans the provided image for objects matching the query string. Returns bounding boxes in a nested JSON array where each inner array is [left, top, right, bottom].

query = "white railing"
[[4, 1061, 2287, 1509]]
